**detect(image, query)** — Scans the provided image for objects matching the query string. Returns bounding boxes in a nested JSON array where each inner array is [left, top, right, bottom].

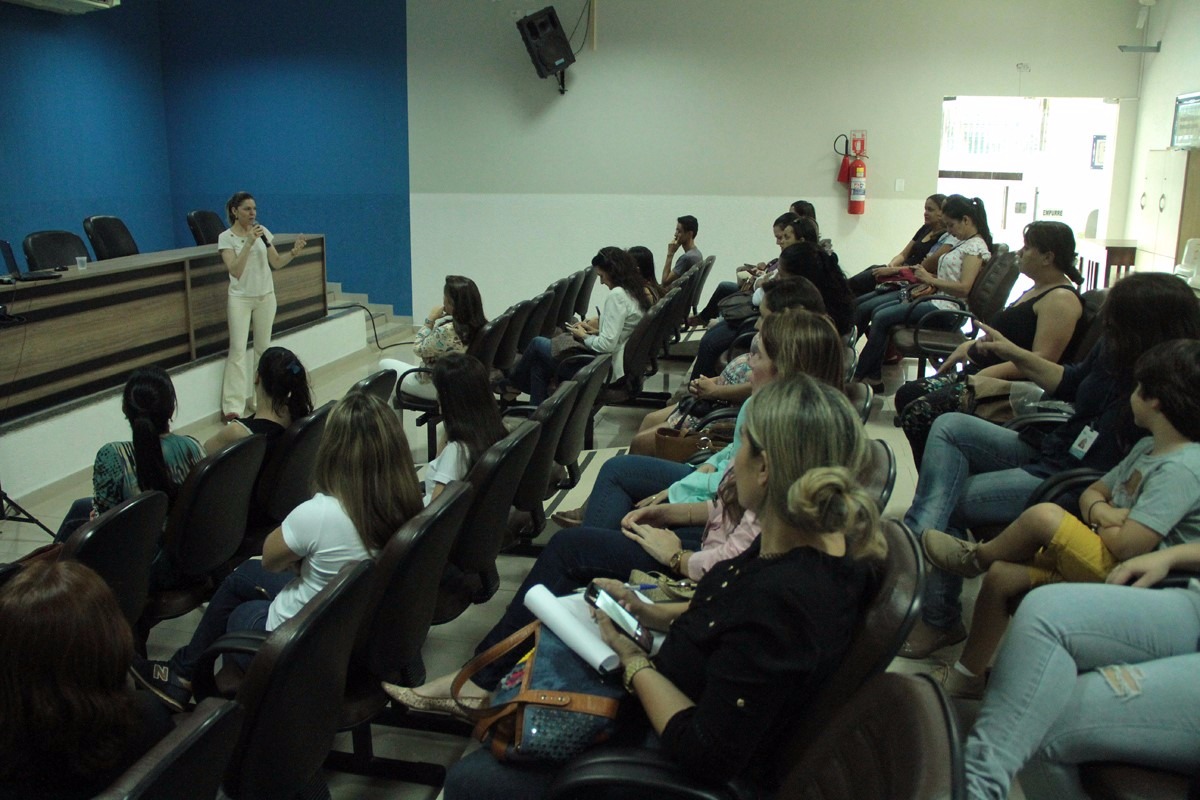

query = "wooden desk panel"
[[0, 235, 326, 423]]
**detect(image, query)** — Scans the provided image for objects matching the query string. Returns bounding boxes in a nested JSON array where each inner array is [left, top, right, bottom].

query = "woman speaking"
[[219, 191, 307, 421]]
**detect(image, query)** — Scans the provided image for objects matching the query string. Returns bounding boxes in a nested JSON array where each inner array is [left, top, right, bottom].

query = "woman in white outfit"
[[219, 191, 307, 420]]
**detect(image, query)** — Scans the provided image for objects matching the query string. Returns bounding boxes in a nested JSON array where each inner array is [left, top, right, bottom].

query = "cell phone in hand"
[[584, 582, 652, 651]]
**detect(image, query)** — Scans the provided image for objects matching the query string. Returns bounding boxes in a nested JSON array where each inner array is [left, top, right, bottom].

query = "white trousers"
[[379, 357, 438, 401], [222, 292, 277, 415]]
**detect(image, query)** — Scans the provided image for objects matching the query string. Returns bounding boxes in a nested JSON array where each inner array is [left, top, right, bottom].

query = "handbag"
[[960, 374, 1018, 423], [654, 428, 717, 462], [453, 621, 624, 764], [628, 568, 697, 602], [550, 331, 592, 361], [717, 292, 758, 325]]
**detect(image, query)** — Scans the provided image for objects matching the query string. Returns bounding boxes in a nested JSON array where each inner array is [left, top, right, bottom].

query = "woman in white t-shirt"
[[131, 391, 423, 712], [218, 191, 308, 420], [423, 353, 509, 505]]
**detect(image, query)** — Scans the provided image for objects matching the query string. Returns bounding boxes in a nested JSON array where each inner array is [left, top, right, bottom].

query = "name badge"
[[1069, 425, 1099, 460]]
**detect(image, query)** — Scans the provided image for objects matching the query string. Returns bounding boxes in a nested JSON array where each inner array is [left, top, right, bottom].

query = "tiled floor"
[[0, 328, 1018, 798]]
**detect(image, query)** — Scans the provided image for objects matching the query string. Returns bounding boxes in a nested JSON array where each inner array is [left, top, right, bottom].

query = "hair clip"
[[287, 362, 302, 375]]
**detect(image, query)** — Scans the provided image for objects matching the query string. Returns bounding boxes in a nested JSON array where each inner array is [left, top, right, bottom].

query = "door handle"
[[1140, 192, 1147, 210], [1159, 194, 1167, 212]]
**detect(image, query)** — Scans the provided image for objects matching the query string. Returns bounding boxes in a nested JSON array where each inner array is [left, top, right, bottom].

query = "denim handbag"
[[452, 620, 625, 763]]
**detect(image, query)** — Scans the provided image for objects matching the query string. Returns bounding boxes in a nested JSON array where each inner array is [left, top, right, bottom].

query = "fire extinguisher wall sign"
[[849, 157, 866, 215]]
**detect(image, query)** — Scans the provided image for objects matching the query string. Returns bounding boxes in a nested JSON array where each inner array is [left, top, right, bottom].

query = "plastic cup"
[[76, 256, 88, 272]]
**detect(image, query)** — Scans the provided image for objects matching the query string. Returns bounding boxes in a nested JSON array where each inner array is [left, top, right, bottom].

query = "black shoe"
[[130, 658, 192, 712]]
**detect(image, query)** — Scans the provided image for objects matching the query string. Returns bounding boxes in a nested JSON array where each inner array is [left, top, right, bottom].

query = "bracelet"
[[1085, 499, 1106, 525], [622, 655, 656, 692]]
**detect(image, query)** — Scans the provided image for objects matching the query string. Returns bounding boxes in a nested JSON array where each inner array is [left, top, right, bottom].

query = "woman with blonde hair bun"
[[436, 373, 887, 797]]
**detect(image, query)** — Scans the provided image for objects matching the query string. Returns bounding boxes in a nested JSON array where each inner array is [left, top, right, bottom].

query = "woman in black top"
[[847, 193, 951, 296], [894, 221, 1085, 465], [0, 561, 172, 800], [204, 346, 313, 455], [441, 375, 887, 799]]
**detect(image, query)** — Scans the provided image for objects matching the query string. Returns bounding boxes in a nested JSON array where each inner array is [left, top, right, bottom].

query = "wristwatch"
[[623, 655, 656, 692], [668, 549, 691, 576]]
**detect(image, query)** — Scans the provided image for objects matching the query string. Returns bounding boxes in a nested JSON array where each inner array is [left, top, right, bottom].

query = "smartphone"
[[584, 583, 653, 651]]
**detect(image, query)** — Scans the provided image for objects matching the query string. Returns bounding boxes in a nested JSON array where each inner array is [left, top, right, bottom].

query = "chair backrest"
[[573, 265, 599, 320], [23, 229, 89, 270], [618, 292, 673, 393], [559, 269, 588, 325], [83, 215, 139, 260], [686, 255, 716, 315], [1064, 288, 1108, 364], [60, 490, 169, 627], [556, 353, 613, 468], [466, 313, 510, 371], [161, 435, 268, 580], [348, 369, 397, 404], [778, 673, 963, 800], [186, 210, 225, 246], [863, 439, 897, 512], [96, 698, 245, 800], [352, 482, 473, 684], [225, 561, 374, 800], [966, 250, 1020, 322], [846, 381, 874, 424], [540, 277, 572, 338], [0, 239, 21, 276], [520, 290, 557, 352], [773, 518, 924, 772], [256, 401, 334, 524], [493, 298, 536, 371], [511, 381, 580, 518], [451, 419, 541, 573]]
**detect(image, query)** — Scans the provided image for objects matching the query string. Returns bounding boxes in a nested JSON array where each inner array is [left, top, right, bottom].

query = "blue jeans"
[[582, 455, 695, 530], [168, 559, 292, 679], [467, 525, 699, 690], [854, 297, 952, 380], [853, 290, 902, 338], [903, 413, 1042, 629], [509, 336, 556, 405], [691, 318, 755, 381], [56, 496, 94, 542], [965, 583, 1200, 800]]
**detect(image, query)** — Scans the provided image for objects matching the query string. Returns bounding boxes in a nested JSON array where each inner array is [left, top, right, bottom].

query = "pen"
[[625, 583, 658, 591], [594, 305, 601, 319]]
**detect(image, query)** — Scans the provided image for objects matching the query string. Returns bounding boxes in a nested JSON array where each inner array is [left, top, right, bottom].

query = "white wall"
[[407, 0, 1141, 314], [1120, 0, 1200, 250]]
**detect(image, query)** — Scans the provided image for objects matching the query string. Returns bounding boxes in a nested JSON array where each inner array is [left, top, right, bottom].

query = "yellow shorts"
[[1026, 512, 1120, 588]]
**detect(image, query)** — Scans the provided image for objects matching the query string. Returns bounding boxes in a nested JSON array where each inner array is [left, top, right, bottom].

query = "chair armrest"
[[1005, 412, 1072, 433], [546, 747, 751, 800], [902, 294, 964, 325], [1155, 571, 1200, 589], [503, 404, 538, 419], [191, 630, 270, 701], [692, 407, 740, 431], [556, 353, 597, 381], [1026, 468, 1104, 507], [396, 366, 432, 384]]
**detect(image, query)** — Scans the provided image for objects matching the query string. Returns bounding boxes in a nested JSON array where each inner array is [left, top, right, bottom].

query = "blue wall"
[[0, 0, 411, 312]]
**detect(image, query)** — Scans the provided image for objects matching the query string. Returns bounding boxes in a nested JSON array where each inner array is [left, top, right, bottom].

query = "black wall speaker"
[[516, 6, 575, 79]]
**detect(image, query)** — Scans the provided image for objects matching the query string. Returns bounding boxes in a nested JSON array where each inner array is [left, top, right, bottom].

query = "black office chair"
[[23, 229, 90, 271], [83, 215, 139, 260], [187, 210, 225, 246]]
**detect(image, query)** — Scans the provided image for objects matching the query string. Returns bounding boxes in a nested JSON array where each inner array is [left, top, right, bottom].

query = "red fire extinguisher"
[[848, 129, 867, 215]]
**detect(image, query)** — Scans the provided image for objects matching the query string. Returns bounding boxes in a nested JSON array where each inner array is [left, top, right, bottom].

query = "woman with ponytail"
[[854, 194, 993, 390], [55, 367, 204, 542], [404, 375, 884, 798], [203, 346, 313, 455]]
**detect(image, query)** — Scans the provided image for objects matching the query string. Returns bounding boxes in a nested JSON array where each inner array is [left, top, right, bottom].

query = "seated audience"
[[0, 560, 173, 800], [501, 247, 648, 405], [896, 221, 1084, 464], [854, 194, 992, 390], [845, 193, 949, 295], [55, 366, 204, 542], [380, 274, 487, 402], [423, 353, 508, 505], [963, 543, 1200, 799], [692, 211, 800, 326], [922, 339, 1200, 698], [132, 391, 423, 711], [899, 272, 1200, 660], [397, 375, 885, 800], [554, 309, 845, 530], [628, 276, 826, 456], [629, 244, 664, 302]]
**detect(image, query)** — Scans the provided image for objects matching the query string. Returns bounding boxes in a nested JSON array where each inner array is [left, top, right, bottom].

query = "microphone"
[[254, 224, 271, 248]]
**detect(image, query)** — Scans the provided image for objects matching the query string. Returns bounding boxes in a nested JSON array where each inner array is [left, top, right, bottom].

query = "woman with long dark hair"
[[502, 246, 649, 405], [133, 391, 423, 711], [0, 560, 173, 799], [55, 366, 204, 542], [219, 191, 307, 420], [204, 346, 313, 454], [424, 353, 508, 504], [380, 274, 488, 401], [854, 194, 992, 390]]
